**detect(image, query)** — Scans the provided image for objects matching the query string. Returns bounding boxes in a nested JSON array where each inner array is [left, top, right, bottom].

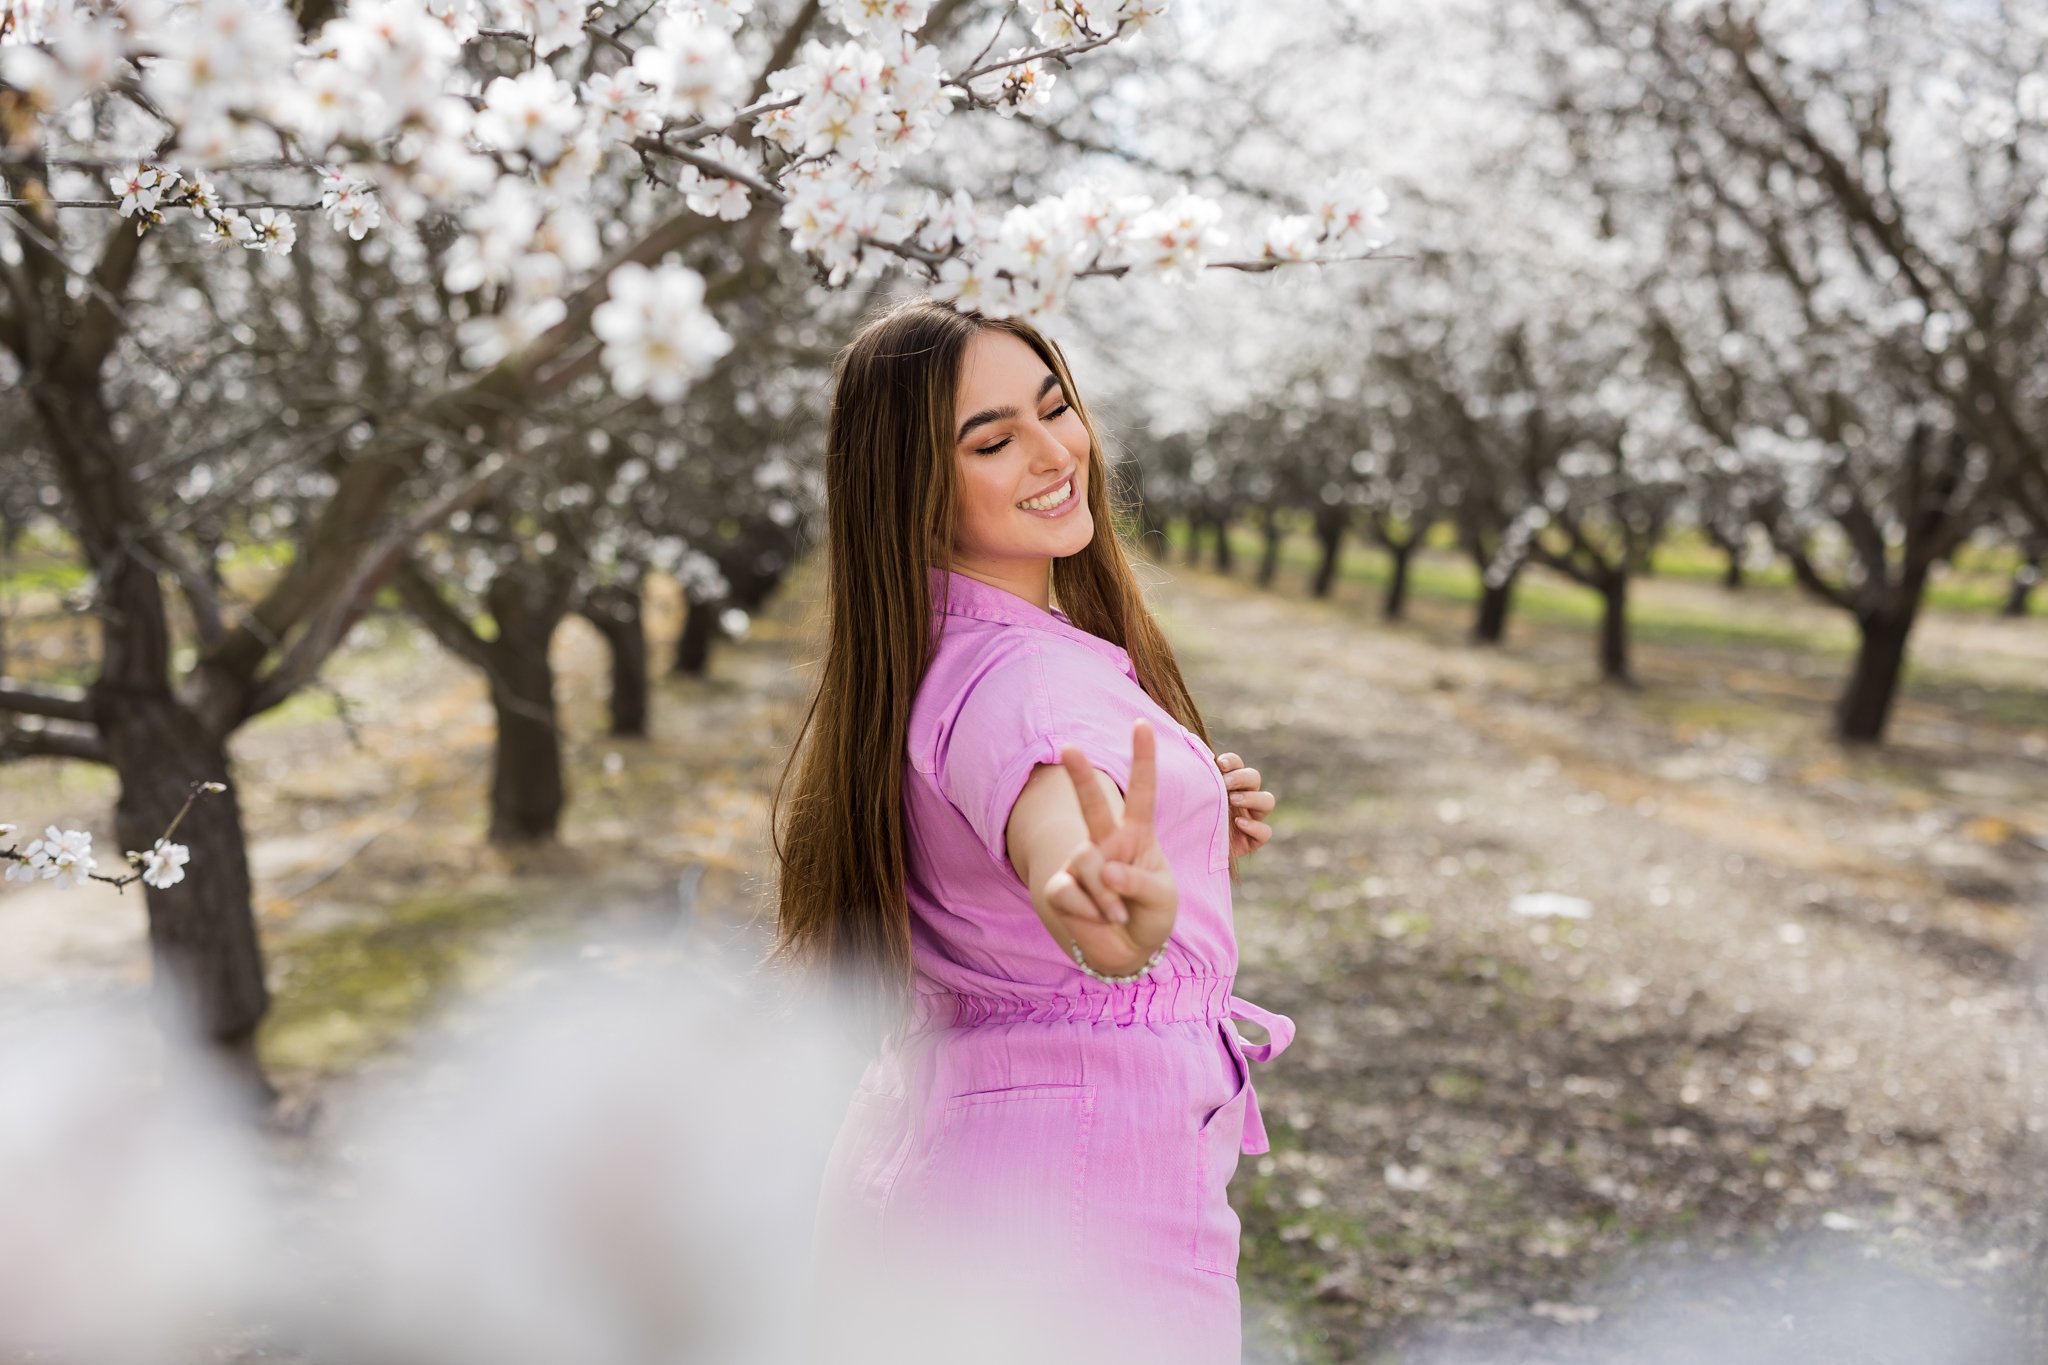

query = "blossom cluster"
[[106, 163, 297, 254], [1, 824, 191, 891], [4, 0, 1388, 400]]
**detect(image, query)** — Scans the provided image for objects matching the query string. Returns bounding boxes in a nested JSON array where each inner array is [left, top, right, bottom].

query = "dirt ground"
[[1147, 560, 2047, 1363], [1, 550, 2043, 1363]]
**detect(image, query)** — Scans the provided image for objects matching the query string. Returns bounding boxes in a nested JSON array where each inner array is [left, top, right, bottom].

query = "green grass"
[[258, 887, 531, 1076], [1189, 524, 1854, 656], [1170, 516, 2047, 659]]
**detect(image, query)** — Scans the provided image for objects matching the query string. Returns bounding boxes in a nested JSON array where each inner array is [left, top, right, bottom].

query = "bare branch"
[[241, 454, 512, 721], [0, 720, 109, 765], [0, 678, 94, 724]]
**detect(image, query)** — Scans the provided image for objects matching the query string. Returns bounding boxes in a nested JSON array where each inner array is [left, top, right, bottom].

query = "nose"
[[1026, 418, 1069, 470]]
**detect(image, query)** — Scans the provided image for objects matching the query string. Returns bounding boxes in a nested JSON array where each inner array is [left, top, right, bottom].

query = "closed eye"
[[975, 402, 1072, 456]]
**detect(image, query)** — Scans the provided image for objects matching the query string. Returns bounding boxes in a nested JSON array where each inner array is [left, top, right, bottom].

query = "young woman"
[[773, 296, 1292, 1361]]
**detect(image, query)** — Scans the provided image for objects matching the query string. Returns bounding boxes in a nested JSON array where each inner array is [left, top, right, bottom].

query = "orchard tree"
[[1546, 0, 2044, 740]]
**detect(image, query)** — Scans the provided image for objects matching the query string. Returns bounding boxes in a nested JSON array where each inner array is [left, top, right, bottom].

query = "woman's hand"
[[1216, 752, 1276, 856], [1039, 719, 1178, 976]]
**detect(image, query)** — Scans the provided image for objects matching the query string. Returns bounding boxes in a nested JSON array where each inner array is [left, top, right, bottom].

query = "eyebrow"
[[956, 371, 1064, 444]]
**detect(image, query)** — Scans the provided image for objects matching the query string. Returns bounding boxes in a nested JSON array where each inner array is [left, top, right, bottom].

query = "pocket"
[[907, 1083, 1097, 1266], [1191, 1023, 1250, 1276], [1176, 727, 1232, 873]]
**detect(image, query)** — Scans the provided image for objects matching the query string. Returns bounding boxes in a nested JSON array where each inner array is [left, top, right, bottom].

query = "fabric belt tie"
[[1226, 993, 1296, 1155]]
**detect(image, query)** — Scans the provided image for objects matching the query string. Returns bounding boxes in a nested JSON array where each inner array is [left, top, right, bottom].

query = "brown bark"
[[482, 564, 575, 844], [672, 591, 721, 678], [1256, 503, 1283, 589], [1382, 540, 1416, 621], [580, 579, 649, 738], [1310, 503, 1346, 599], [1835, 582, 1926, 745], [1597, 569, 1632, 685], [1472, 576, 1515, 644]]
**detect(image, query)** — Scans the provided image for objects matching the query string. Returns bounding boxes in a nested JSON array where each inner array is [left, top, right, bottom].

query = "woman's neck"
[[946, 555, 1055, 612]]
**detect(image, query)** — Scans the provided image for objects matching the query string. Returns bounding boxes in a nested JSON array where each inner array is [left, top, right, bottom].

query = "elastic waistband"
[[911, 971, 1243, 1029]]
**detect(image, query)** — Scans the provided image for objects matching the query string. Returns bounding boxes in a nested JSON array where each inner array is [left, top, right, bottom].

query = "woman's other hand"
[[1216, 751, 1275, 857]]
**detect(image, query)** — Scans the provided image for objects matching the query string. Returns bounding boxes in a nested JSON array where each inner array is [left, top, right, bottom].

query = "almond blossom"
[[138, 840, 192, 890], [590, 262, 735, 403]]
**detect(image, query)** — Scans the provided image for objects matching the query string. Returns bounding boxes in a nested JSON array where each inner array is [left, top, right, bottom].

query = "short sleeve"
[[937, 639, 1144, 875]]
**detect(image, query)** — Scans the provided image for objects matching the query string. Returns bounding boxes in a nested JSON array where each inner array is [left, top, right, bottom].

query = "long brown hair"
[[768, 296, 1221, 1047]]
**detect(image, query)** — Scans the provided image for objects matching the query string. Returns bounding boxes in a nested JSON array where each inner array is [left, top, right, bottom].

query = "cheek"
[[960, 461, 1013, 529]]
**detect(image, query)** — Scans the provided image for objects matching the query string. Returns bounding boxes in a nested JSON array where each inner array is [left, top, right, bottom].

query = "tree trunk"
[[1211, 510, 1235, 575], [483, 565, 572, 844], [1598, 570, 1632, 684], [1835, 591, 1924, 744], [1382, 540, 1415, 620], [1183, 513, 1204, 566], [672, 589, 722, 678], [33, 373, 275, 1104], [100, 692, 274, 1105], [2004, 543, 2040, 619], [1310, 504, 1346, 599], [1472, 571, 1516, 644], [580, 580, 648, 737], [1257, 504, 1283, 589]]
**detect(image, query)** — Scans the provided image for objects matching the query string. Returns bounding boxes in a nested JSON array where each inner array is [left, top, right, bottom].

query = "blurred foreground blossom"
[[0, 928, 1145, 1364]]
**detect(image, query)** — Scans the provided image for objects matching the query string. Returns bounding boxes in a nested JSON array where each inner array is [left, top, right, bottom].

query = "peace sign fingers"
[[1058, 741, 1120, 845], [1122, 718, 1158, 834], [1058, 719, 1161, 847]]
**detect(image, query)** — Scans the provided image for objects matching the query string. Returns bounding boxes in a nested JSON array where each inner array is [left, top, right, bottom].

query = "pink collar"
[[928, 565, 1134, 675]]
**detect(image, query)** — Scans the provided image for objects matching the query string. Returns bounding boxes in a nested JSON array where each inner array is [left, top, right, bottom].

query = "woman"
[[772, 296, 1292, 1362]]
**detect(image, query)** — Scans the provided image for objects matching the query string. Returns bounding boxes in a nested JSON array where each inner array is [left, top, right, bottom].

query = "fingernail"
[[1110, 899, 1128, 923], [1236, 816, 1252, 827]]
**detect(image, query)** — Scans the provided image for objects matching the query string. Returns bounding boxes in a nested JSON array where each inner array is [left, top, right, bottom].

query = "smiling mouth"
[[1016, 476, 1075, 511]]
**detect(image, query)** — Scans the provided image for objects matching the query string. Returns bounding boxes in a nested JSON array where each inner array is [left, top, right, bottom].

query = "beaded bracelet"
[[1065, 938, 1166, 985]]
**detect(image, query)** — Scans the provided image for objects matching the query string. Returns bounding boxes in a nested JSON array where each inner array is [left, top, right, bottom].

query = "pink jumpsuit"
[[807, 566, 1295, 1362]]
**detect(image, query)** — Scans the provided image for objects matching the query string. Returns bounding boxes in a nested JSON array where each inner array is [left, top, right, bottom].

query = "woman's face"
[[948, 329, 1095, 576]]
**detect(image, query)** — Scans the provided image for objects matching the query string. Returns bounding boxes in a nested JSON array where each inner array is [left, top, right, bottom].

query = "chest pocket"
[[1170, 723, 1232, 875]]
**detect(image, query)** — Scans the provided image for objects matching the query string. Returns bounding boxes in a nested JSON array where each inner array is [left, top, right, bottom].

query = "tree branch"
[[0, 678, 94, 723], [389, 555, 497, 672], [0, 720, 109, 765], [240, 455, 511, 722]]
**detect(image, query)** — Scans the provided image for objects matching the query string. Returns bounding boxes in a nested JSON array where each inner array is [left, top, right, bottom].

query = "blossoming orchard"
[[3, 0, 2046, 1358]]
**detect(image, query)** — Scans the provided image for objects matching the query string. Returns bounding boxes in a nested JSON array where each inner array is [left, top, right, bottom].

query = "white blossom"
[[631, 14, 748, 124], [591, 262, 734, 402], [679, 136, 754, 221], [109, 164, 164, 217], [455, 293, 568, 370], [834, 0, 931, 38], [1311, 170, 1392, 254], [138, 840, 192, 890], [19, 826, 97, 889], [511, 0, 588, 56], [581, 68, 661, 140], [1260, 213, 1320, 262], [974, 47, 1056, 117], [1128, 193, 1226, 284], [234, 207, 297, 256], [319, 166, 383, 239], [476, 66, 584, 167], [914, 187, 986, 253]]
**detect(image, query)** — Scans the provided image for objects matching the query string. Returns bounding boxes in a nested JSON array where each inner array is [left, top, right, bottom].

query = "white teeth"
[[1017, 477, 1074, 511]]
